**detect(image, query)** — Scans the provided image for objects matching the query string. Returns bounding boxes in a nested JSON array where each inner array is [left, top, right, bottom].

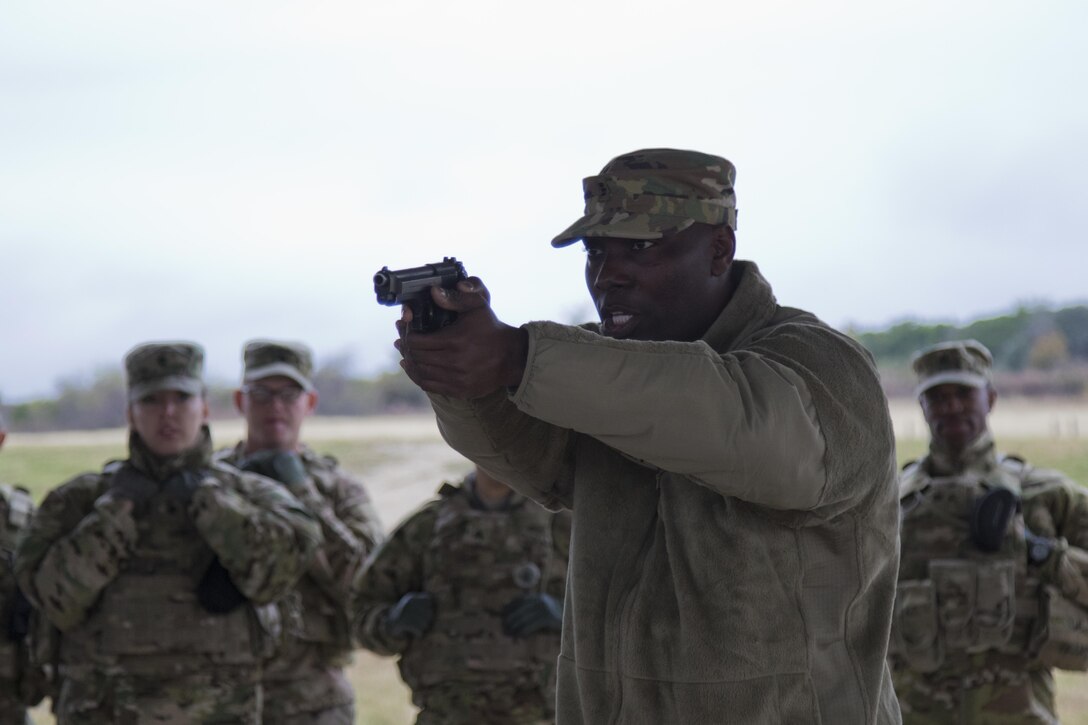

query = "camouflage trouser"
[[0, 686, 29, 724], [415, 682, 554, 725], [262, 703, 353, 725], [55, 670, 261, 724], [262, 666, 355, 725]]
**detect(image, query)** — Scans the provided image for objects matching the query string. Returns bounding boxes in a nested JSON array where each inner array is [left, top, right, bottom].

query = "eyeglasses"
[[244, 385, 305, 404]]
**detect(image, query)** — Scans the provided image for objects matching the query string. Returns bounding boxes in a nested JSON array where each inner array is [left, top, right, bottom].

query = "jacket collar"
[[128, 425, 213, 482], [701, 260, 779, 352]]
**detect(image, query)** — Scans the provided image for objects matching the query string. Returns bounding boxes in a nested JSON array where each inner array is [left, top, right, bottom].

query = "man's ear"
[[986, 385, 998, 413], [233, 389, 245, 414], [711, 226, 736, 276], [304, 390, 318, 416]]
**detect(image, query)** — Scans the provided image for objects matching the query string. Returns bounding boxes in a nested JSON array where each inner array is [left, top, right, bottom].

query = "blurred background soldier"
[[353, 465, 570, 725], [217, 339, 384, 725], [891, 339, 1088, 723], [1, 411, 46, 723], [13, 341, 321, 724]]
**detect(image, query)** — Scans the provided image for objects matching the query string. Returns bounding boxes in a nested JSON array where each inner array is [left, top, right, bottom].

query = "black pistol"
[[374, 257, 468, 333]]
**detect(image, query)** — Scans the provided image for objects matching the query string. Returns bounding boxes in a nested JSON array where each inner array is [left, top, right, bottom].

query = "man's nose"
[[592, 252, 632, 290]]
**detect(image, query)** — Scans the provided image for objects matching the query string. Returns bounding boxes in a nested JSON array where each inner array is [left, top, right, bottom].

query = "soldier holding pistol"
[[14, 342, 322, 724]]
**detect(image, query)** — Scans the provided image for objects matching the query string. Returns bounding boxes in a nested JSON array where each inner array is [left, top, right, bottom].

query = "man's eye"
[[630, 240, 656, 251], [583, 246, 603, 258]]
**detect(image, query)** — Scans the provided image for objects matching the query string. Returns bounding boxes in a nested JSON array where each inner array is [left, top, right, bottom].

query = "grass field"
[[2, 404, 1086, 724]]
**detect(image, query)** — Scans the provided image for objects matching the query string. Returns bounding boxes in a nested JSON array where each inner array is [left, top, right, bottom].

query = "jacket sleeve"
[[190, 466, 323, 605], [13, 475, 137, 631], [351, 504, 435, 656], [438, 319, 891, 514], [430, 387, 577, 510]]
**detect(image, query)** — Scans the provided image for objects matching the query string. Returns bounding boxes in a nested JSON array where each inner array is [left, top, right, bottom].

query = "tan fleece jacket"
[[429, 261, 902, 724]]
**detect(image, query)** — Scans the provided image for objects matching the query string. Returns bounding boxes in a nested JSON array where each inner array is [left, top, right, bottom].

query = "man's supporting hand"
[[395, 277, 529, 399]]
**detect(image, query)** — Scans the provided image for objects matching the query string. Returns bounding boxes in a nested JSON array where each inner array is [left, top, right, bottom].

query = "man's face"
[[583, 223, 734, 342], [234, 375, 317, 453], [920, 383, 996, 452], [127, 389, 208, 457]]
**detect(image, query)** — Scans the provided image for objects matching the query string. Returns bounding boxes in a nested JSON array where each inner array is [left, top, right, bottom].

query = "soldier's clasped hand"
[[384, 591, 436, 640]]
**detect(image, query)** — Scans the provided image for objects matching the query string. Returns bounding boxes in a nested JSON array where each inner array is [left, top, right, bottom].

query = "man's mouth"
[[600, 309, 638, 338]]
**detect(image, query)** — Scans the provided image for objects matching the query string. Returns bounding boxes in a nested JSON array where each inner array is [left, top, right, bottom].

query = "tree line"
[[852, 304, 1088, 397], [4, 304, 1087, 432], [1, 358, 428, 433]]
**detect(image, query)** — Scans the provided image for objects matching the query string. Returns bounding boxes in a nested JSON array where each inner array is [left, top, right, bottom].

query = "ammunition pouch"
[[64, 572, 272, 674], [400, 610, 557, 689], [1038, 586, 1088, 671], [892, 559, 1018, 670]]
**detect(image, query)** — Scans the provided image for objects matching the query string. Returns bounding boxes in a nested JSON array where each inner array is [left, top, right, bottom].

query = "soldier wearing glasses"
[[216, 339, 384, 725]]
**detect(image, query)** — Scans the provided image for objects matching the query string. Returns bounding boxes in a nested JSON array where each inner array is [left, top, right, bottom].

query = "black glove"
[[970, 487, 1019, 552], [196, 558, 247, 614], [240, 450, 308, 489], [7, 586, 32, 642], [106, 465, 159, 516], [383, 592, 435, 639], [502, 593, 562, 637], [162, 470, 203, 505]]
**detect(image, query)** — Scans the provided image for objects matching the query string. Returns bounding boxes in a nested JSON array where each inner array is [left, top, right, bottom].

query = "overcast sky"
[[2, 1, 1086, 403]]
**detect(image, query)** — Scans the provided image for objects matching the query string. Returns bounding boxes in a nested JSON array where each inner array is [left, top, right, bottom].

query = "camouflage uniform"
[[13, 342, 322, 724], [1, 483, 45, 724], [217, 442, 383, 725], [890, 341, 1088, 724], [354, 473, 571, 725]]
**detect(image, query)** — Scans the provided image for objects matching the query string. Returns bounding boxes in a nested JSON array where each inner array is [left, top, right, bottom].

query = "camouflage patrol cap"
[[124, 342, 205, 402], [242, 339, 314, 391], [551, 148, 738, 248], [912, 339, 993, 397]]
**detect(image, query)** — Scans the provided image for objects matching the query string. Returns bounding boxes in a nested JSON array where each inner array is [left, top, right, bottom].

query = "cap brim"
[[551, 212, 696, 248], [915, 371, 989, 397], [244, 363, 314, 391], [128, 376, 204, 403]]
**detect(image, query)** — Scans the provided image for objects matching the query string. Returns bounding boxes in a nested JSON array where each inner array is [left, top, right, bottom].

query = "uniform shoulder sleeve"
[[191, 463, 322, 604], [14, 472, 136, 630], [1019, 462, 1088, 548]]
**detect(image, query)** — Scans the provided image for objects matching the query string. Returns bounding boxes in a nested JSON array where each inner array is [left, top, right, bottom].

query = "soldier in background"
[[353, 465, 570, 725], [891, 339, 1088, 723], [13, 341, 322, 723], [216, 339, 384, 725], [0, 410, 46, 723]]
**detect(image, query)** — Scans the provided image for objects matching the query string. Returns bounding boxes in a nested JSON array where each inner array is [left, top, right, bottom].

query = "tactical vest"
[[0, 484, 34, 680], [59, 466, 275, 678], [399, 486, 561, 691], [891, 458, 1088, 673]]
